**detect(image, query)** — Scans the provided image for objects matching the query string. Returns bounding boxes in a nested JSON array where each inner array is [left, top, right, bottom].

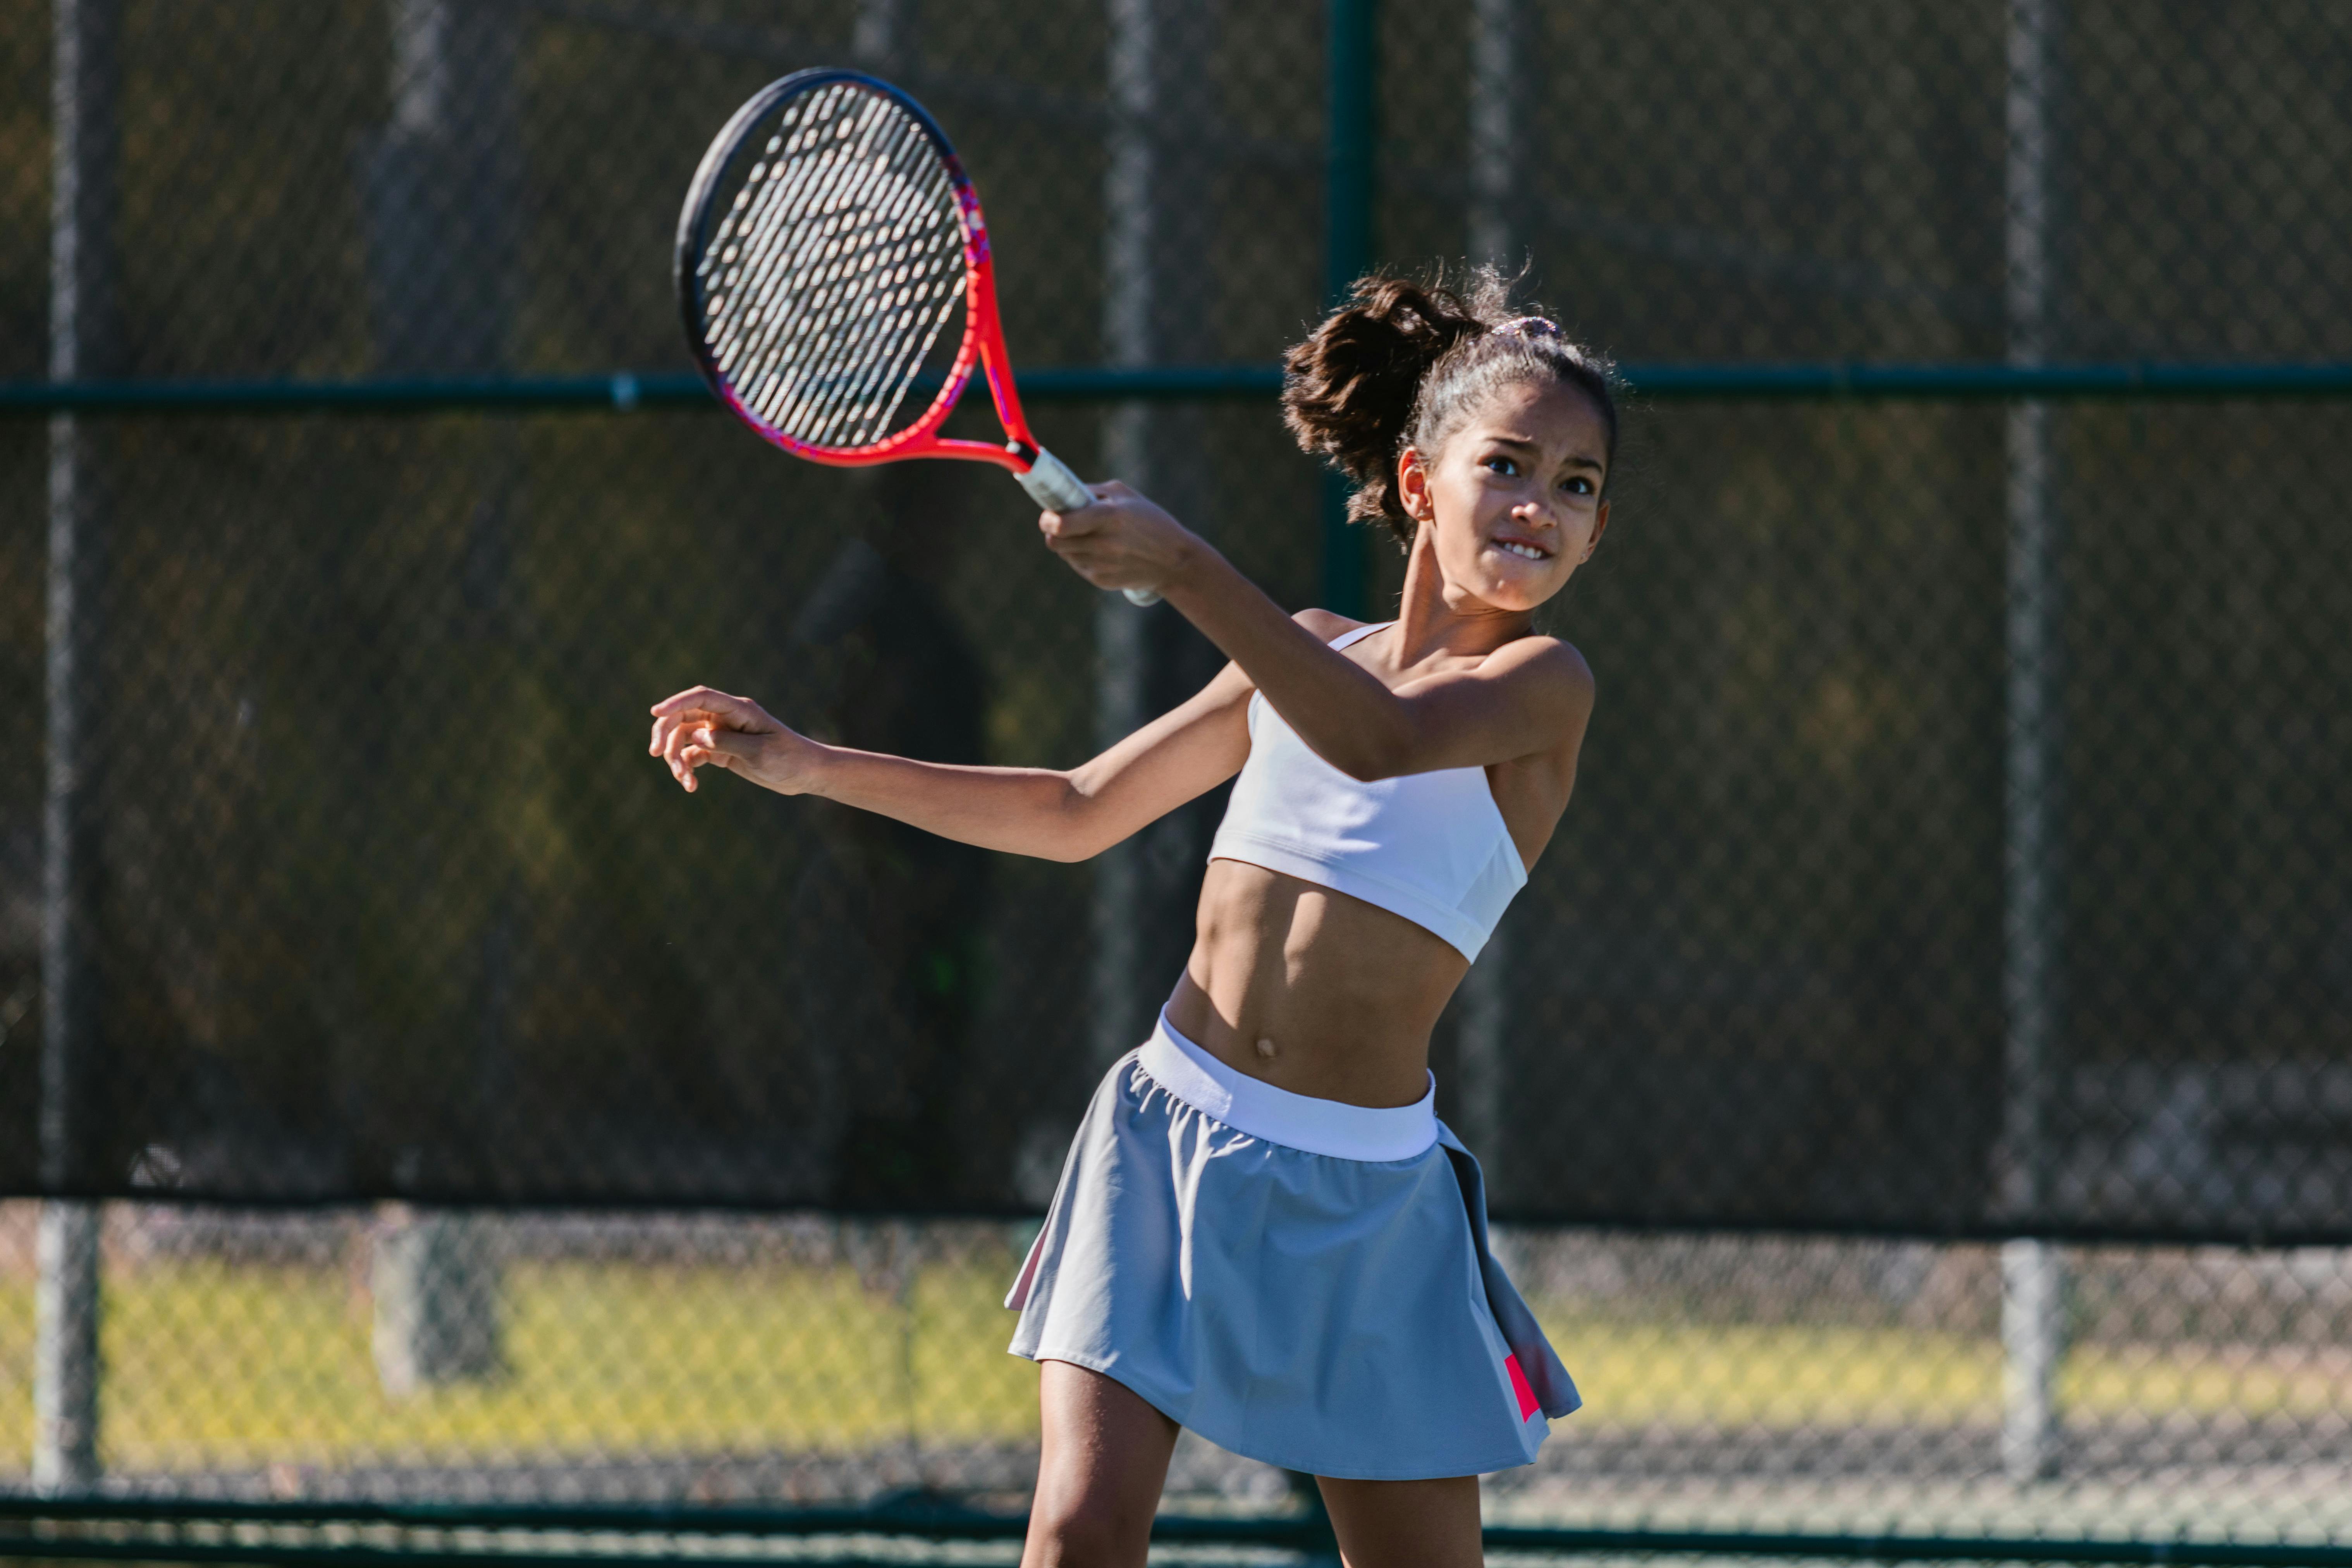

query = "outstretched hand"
[[1038, 481, 1197, 597], [648, 686, 820, 795]]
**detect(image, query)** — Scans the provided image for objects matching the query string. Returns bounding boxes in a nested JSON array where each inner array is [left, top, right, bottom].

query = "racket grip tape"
[[1016, 448, 1160, 607]]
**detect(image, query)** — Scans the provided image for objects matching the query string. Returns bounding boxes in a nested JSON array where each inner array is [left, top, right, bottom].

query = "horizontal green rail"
[[1, 1498, 2345, 1567], [1628, 360, 2352, 399], [3, 361, 2352, 417], [0, 367, 1273, 415]]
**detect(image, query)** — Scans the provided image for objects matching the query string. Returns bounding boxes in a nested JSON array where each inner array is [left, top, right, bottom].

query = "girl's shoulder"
[[1492, 630, 1592, 684], [1478, 634, 1597, 727], [1433, 624, 1590, 680]]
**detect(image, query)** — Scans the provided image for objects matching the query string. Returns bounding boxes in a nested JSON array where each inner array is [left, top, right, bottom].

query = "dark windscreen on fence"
[[2, 0, 2349, 1242]]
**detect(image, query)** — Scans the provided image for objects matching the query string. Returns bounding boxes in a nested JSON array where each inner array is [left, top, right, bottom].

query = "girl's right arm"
[[648, 662, 1254, 863]]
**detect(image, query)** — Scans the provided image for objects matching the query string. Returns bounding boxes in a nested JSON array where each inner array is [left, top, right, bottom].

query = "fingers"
[[645, 688, 738, 784], [649, 710, 703, 768], [1042, 537, 1146, 593], [663, 720, 724, 775], [677, 731, 741, 789], [1034, 480, 1126, 528], [648, 686, 779, 794], [1036, 503, 1130, 589], [650, 706, 727, 755], [1037, 511, 1142, 585], [1035, 480, 1142, 538], [659, 723, 742, 792], [1036, 506, 1104, 542], [1035, 481, 1181, 594], [650, 685, 770, 726], [652, 716, 694, 785]]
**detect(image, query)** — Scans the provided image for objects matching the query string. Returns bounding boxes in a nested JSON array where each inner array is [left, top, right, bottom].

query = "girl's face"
[[1396, 379, 1611, 616]]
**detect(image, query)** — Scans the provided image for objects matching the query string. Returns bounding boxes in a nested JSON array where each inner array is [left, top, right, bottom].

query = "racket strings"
[[709, 88, 875, 340], [770, 118, 950, 443], [693, 80, 970, 451], [728, 98, 914, 409], [710, 93, 903, 413], [805, 161, 965, 444], [749, 118, 958, 444], [705, 91, 890, 389]]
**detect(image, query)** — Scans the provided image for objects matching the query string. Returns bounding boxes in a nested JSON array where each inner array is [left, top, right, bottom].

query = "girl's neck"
[[1383, 529, 1535, 662]]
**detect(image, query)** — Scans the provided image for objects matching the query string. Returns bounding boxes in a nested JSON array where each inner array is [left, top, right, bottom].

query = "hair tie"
[[1492, 315, 1561, 340]]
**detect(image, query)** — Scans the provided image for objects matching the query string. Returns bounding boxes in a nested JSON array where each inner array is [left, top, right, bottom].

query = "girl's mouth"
[[1493, 538, 1552, 562]]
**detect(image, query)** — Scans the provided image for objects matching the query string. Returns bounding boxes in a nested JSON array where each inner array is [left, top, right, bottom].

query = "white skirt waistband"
[[1136, 1008, 1439, 1162]]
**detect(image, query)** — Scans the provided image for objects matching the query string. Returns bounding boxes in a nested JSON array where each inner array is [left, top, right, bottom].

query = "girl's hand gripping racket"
[[676, 69, 1159, 606]]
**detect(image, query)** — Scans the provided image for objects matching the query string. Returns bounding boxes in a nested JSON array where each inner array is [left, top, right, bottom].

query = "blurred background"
[[3, 0, 2350, 1559]]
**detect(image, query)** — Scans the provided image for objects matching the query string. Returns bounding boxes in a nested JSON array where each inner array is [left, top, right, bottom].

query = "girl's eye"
[[1561, 476, 1595, 497], [1484, 456, 1519, 477]]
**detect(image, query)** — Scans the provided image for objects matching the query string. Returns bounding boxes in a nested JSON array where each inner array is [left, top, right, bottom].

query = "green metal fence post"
[[1320, 0, 1377, 618]]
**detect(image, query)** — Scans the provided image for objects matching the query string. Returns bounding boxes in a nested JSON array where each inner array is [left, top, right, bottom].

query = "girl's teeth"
[[1498, 541, 1543, 560]]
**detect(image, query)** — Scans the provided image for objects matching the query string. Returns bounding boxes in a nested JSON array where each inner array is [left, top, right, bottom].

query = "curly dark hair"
[[1280, 266, 1618, 543]]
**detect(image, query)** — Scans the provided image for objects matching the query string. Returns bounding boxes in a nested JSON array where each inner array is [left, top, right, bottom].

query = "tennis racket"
[[676, 68, 1157, 606]]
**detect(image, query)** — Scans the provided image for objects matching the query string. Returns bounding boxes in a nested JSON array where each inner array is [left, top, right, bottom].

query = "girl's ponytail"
[[1281, 266, 1618, 545], [1281, 273, 1500, 537]]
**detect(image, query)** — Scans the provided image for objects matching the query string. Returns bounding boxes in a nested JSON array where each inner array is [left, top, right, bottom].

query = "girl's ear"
[[1395, 445, 1432, 523]]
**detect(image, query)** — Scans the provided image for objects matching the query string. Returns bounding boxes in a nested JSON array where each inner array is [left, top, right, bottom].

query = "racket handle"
[[1016, 447, 1160, 607]]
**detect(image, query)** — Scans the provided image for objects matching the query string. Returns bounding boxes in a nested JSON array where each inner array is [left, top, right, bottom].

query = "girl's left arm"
[[647, 660, 1256, 862]]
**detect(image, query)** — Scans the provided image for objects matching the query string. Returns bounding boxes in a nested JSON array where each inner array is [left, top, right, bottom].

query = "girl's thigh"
[[1022, 1359, 1181, 1568], [1317, 1473, 1484, 1568]]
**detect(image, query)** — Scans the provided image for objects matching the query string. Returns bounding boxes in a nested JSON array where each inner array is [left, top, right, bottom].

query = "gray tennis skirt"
[[1006, 1008, 1579, 1480]]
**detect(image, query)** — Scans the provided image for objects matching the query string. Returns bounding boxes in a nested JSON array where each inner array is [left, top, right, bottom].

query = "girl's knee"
[[1022, 1494, 1153, 1568]]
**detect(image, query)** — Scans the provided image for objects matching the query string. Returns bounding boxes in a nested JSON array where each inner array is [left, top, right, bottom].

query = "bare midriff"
[[1162, 857, 1471, 1109]]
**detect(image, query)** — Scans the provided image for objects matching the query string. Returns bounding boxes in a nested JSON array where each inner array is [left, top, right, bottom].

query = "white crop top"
[[1207, 623, 1528, 961]]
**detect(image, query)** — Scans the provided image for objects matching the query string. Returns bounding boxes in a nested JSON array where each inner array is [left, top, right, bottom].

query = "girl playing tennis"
[[651, 270, 1614, 1568]]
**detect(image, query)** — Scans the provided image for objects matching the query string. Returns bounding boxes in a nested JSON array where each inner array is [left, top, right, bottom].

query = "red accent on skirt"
[[1504, 1353, 1539, 1420]]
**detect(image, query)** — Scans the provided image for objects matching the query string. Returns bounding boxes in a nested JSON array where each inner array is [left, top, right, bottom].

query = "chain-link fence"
[[3, 0, 2350, 1555]]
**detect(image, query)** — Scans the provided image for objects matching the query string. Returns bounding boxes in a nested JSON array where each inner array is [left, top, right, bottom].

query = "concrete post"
[[1467, 0, 1523, 274], [1319, 0, 1378, 619], [1094, 0, 1159, 1069], [365, 0, 519, 1392], [1093, 0, 1216, 1066], [1998, 0, 2066, 1487], [851, 0, 908, 70], [36, 0, 119, 1496]]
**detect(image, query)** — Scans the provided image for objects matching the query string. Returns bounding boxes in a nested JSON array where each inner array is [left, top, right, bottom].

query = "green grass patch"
[[2, 1265, 2346, 1474], [2, 1258, 1039, 1473]]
